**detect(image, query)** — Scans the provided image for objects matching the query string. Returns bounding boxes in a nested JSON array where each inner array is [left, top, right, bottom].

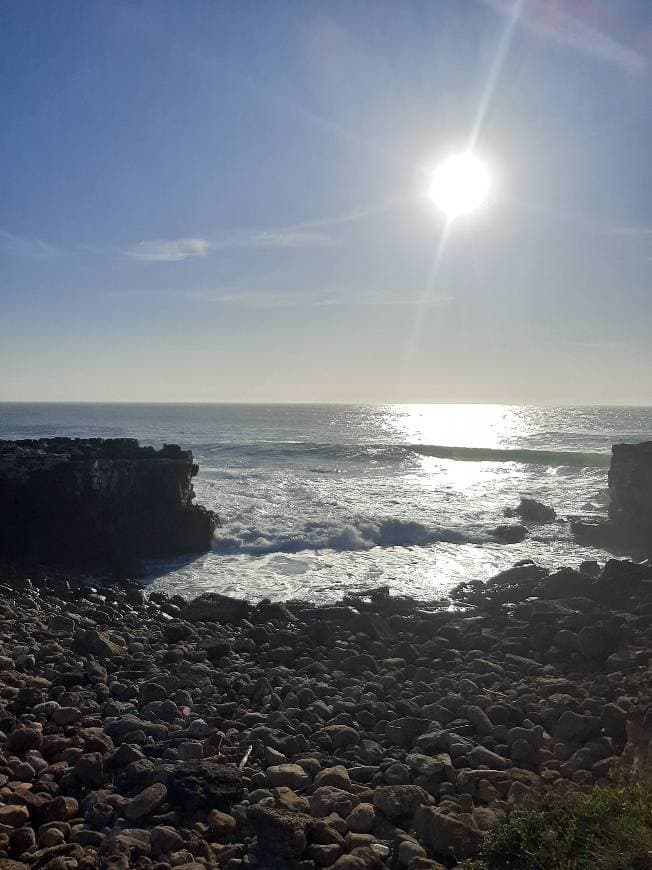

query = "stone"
[[0, 804, 29, 827], [505, 498, 556, 523], [332, 848, 387, 869], [406, 752, 454, 782], [383, 762, 411, 785], [511, 737, 538, 765], [467, 746, 509, 770], [7, 726, 42, 753], [52, 705, 82, 725], [208, 809, 237, 837], [490, 524, 529, 543], [151, 826, 184, 856], [39, 796, 79, 823], [372, 785, 428, 820], [139, 682, 167, 703], [346, 803, 376, 834], [414, 806, 482, 860], [310, 787, 358, 819], [248, 805, 313, 858], [181, 593, 250, 623], [74, 751, 104, 788], [601, 703, 627, 743], [466, 705, 494, 736], [124, 783, 167, 820], [397, 838, 428, 865], [320, 725, 360, 748], [273, 786, 310, 814], [554, 711, 602, 744], [74, 629, 124, 659], [266, 763, 310, 790], [308, 843, 343, 866], [202, 638, 232, 662], [165, 760, 243, 812], [315, 765, 352, 790]]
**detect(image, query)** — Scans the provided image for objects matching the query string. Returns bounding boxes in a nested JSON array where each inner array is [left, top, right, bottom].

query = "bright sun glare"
[[428, 152, 490, 219]]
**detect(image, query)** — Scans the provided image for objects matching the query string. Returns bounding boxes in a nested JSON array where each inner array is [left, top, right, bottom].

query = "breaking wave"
[[212, 517, 484, 556], [201, 440, 609, 468], [409, 444, 610, 467]]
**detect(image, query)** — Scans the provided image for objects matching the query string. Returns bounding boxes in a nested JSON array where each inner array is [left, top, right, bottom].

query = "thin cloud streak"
[[118, 229, 339, 261], [204, 287, 453, 308], [126, 237, 212, 262], [3, 198, 392, 265], [0, 230, 59, 260]]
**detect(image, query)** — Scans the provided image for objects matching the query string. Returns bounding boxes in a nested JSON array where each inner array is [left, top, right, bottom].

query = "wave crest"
[[213, 516, 483, 556], [201, 440, 609, 468], [410, 444, 609, 467]]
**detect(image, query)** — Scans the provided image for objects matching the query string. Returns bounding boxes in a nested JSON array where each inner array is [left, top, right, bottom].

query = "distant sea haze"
[[2, 403, 651, 602]]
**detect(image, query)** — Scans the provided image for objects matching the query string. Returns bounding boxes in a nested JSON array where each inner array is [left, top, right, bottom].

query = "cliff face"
[[573, 441, 652, 556], [608, 442, 652, 545], [0, 438, 217, 572]]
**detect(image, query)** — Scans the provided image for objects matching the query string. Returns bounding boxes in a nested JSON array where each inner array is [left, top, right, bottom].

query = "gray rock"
[[373, 784, 429, 820]]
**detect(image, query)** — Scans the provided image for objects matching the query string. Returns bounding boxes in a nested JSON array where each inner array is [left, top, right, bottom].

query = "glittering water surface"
[[2, 403, 651, 601]]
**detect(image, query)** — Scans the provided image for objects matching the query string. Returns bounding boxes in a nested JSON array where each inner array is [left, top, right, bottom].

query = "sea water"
[[1, 403, 651, 602]]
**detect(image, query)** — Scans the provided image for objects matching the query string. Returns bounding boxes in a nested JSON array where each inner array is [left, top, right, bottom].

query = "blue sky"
[[1, 0, 651, 402]]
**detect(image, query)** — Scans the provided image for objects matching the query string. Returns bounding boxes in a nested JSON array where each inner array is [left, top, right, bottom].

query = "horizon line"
[[1, 400, 652, 408]]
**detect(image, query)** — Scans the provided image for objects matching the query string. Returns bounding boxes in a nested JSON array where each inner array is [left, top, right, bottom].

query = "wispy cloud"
[[2, 192, 394, 267], [0, 229, 59, 260], [203, 287, 453, 308], [121, 229, 337, 262], [124, 237, 213, 262], [244, 230, 337, 249], [2, 198, 386, 267]]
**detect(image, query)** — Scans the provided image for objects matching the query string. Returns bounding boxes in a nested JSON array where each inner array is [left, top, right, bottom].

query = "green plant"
[[462, 781, 652, 869]]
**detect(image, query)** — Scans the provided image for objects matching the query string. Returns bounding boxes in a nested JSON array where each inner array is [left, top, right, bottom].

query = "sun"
[[428, 152, 490, 219]]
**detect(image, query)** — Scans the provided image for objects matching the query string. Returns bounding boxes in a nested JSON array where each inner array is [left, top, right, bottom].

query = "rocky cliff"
[[573, 441, 652, 556], [0, 438, 217, 573]]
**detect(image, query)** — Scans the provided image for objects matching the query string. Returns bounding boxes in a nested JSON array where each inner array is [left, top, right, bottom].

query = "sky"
[[1, 0, 651, 404]]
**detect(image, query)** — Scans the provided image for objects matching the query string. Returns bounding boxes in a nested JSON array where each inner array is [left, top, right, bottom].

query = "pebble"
[[0, 561, 648, 868]]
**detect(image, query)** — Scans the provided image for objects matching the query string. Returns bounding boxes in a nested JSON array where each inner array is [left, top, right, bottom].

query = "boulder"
[[373, 785, 428, 820], [414, 806, 482, 860], [181, 593, 251, 624], [248, 805, 313, 858], [266, 763, 310, 790], [165, 760, 243, 811], [505, 497, 556, 523], [489, 524, 529, 543]]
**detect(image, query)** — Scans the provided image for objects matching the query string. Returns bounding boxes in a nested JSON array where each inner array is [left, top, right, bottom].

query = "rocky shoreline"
[[1, 558, 651, 869]]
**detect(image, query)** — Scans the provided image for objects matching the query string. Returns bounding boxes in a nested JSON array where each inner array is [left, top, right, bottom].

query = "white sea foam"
[[212, 516, 485, 556]]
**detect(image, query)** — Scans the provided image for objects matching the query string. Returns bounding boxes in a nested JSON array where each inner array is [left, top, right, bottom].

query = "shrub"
[[463, 781, 652, 869]]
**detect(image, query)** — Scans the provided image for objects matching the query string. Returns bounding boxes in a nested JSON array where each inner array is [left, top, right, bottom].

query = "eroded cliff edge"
[[0, 438, 217, 572], [573, 441, 652, 556]]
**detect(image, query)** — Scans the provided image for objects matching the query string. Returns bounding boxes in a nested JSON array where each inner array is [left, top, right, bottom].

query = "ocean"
[[1, 403, 651, 602]]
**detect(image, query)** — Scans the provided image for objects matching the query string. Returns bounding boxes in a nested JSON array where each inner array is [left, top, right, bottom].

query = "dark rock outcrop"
[[505, 497, 556, 523], [573, 442, 652, 556], [489, 524, 529, 544], [0, 437, 217, 572]]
